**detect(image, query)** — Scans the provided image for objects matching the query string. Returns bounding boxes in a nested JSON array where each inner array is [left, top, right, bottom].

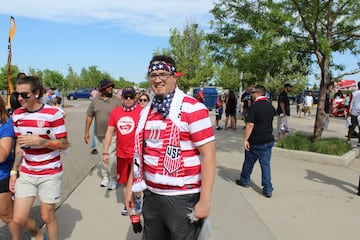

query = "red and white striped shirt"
[[143, 95, 215, 195], [12, 104, 67, 177]]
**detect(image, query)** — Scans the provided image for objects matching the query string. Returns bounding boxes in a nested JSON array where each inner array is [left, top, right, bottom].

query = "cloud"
[[0, 0, 214, 37]]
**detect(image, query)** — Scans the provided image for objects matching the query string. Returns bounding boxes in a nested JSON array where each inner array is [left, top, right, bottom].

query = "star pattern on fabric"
[[148, 62, 176, 74], [152, 90, 175, 118]]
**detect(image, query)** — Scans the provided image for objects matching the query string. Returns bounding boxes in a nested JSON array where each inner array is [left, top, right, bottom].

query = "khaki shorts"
[[15, 172, 63, 204]]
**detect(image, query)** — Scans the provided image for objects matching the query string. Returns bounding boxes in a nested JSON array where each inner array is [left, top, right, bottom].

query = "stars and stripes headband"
[[148, 62, 177, 74]]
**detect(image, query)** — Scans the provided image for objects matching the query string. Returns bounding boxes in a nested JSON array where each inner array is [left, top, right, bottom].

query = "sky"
[[0, 0, 214, 84], [0, 0, 359, 85]]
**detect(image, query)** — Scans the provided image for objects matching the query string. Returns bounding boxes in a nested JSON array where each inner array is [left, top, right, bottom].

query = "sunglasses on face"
[[14, 91, 31, 99], [124, 95, 135, 100], [139, 98, 148, 102]]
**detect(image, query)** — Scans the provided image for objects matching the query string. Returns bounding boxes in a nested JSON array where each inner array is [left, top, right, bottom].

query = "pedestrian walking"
[[138, 92, 150, 108], [225, 90, 237, 130], [126, 55, 216, 239], [347, 81, 360, 147], [84, 79, 122, 189], [215, 96, 223, 130], [236, 85, 276, 198], [276, 83, 293, 140], [322, 83, 334, 130], [10, 76, 69, 240], [296, 92, 304, 118], [303, 91, 314, 119], [103, 86, 142, 216], [0, 96, 20, 239]]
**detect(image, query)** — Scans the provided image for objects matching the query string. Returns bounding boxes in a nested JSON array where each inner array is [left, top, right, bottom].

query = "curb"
[[273, 147, 360, 166]]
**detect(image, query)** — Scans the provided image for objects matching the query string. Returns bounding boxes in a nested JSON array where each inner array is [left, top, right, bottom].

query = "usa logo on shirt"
[[164, 145, 181, 174]]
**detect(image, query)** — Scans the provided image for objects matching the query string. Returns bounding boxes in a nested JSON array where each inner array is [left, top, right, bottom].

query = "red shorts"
[[117, 157, 133, 184]]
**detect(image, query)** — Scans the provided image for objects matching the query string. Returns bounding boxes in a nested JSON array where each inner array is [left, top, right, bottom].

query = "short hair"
[[16, 76, 44, 99], [149, 55, 176, 67], [254, 85, 266, 95]]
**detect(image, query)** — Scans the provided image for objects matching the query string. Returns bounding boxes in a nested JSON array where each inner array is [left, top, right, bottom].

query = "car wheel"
[[69, 96, 75, 100]]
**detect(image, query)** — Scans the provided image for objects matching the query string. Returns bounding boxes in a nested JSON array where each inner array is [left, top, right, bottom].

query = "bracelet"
[[10, 169, 18, 176], [102, 153, 109, 155]]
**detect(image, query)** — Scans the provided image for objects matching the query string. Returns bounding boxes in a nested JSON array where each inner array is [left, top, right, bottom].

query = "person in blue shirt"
[[0, 96, 20, 239], [296, 92, 304, 118]]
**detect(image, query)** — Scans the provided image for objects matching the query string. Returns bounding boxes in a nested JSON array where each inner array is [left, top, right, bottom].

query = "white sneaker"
[[108, 180, 117, 190], [121, 206, 128, 216], [100, 177, 109, 187]]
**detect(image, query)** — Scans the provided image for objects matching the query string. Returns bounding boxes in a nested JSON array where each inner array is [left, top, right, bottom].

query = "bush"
[[276, 132, 352, 156]]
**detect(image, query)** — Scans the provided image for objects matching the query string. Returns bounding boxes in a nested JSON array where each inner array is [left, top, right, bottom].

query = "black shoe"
[[263, 192, 272, 198], [91, 149, 98, 154], [235, 180, 249, 188]]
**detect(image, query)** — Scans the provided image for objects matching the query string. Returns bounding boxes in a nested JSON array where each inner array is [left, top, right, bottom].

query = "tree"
[[65, 65, 80, 90], [0, 64, 19, 90], [210, 0, 360, 140], [208, 2, 311, 96], [168, 22, 214, 92], [41, 69, 64, 89]]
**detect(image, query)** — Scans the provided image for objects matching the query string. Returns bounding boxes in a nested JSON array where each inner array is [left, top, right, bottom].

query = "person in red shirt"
[[103, 87, 142, 216], [197, 88, 205, 103]]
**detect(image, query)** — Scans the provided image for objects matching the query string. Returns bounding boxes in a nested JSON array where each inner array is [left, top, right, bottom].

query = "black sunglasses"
[[139, 98, 148, 102], [124, 95, 135, 100], [14, 91, 31, 99]]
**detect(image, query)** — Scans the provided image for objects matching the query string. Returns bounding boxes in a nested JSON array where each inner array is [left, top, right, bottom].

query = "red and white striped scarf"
[[132, 88, 185, 192]]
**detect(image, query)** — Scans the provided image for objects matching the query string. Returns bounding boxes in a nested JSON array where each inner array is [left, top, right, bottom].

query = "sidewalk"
[[55, 113, 360, 240]]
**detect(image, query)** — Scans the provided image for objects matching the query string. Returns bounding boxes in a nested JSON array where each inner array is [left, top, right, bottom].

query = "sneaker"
[[263, 192, 272, 198], [91, 149, 98, 154], [235, 179, 249, 188], [108, 180, 118, 190], [100, 177, 109, 187], [121, 207, 128, 216], [135, 197, 143, 214]]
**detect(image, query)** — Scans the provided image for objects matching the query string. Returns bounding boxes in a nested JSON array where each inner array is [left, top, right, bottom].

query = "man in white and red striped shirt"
[[126, 55, 216, 239], [10, 76, 68, 240]]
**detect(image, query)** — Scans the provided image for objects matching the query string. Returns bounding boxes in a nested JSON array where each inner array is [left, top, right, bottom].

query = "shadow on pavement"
[[56, 203, 82, 239], [305, 169, 358, 195]]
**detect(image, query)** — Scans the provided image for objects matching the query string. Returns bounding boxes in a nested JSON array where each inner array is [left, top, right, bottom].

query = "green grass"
[[276, 132, 352, 156]]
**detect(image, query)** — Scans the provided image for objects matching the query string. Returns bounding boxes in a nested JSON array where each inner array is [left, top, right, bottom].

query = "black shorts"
[[142, 190, 203, 240], [0, 176, 10, 193], [225, 108, 236, 117]]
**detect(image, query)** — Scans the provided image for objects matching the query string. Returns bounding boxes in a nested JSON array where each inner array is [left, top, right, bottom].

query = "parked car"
[[67, 88, 93, 100]]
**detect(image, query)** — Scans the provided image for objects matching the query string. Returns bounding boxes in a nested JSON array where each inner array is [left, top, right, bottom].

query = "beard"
[[154, 94, 164, 100], [102, 91, 113, 98]]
